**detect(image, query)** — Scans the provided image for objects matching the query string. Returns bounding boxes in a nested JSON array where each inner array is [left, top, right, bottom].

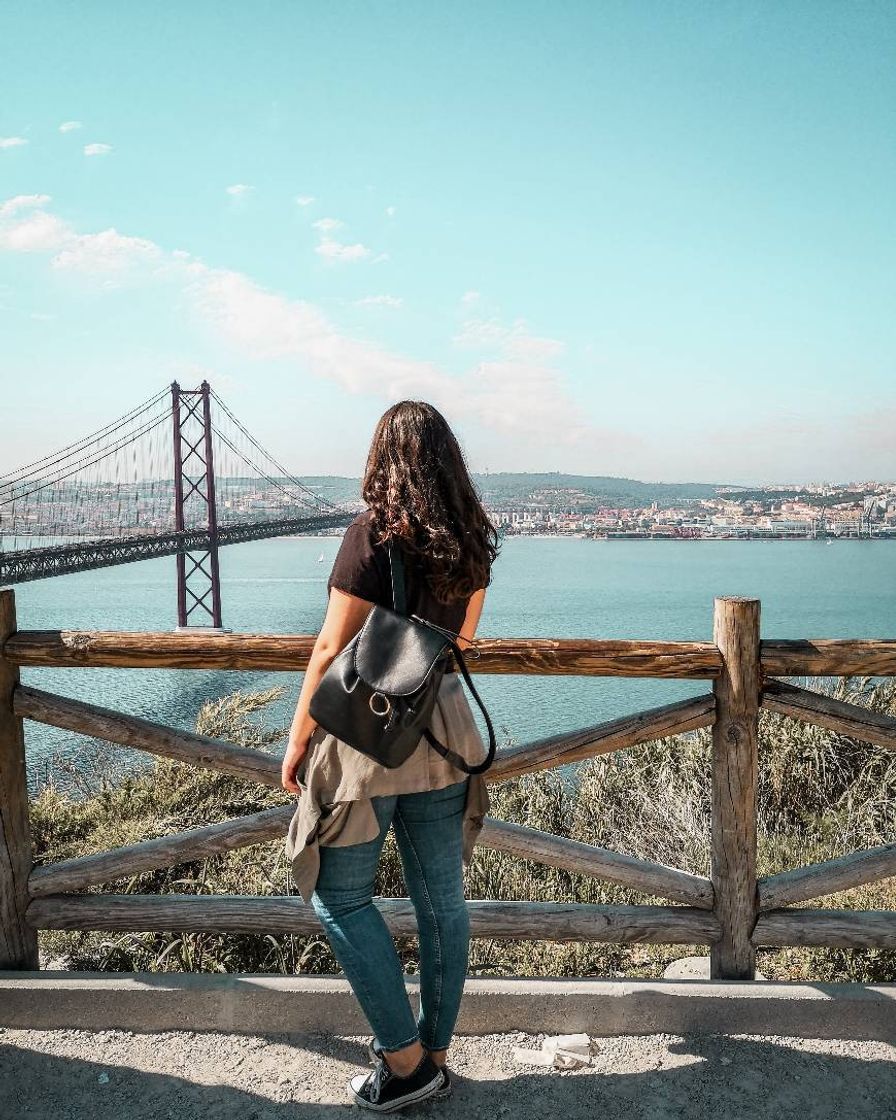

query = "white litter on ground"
[[512, 1032, 598, 1069]]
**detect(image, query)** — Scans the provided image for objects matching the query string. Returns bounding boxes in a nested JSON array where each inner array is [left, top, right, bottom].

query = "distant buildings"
[[489, 482, 896, 540]]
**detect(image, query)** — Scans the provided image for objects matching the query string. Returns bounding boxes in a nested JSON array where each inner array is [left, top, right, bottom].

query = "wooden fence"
[[1, 589, 894, 980]]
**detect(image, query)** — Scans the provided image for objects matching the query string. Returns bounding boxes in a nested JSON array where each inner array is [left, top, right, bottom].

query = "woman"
[[282, 399, 499, 1113]]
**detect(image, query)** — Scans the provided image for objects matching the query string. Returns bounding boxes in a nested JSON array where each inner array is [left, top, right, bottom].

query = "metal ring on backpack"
[[369, 691, 391, 717]]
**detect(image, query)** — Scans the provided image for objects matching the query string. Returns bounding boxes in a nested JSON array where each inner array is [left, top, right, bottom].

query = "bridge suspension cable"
[[0, 380, 353, 605], [209, 388, 341, 512], [0, 403, 170, 506], [0, 387, 169, 488]]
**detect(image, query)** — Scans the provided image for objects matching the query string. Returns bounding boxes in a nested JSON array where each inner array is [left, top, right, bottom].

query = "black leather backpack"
[[309, 539, 496, 772]]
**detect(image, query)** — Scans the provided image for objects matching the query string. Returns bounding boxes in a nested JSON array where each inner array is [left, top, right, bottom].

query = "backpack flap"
[[352, 604, 450, 695]]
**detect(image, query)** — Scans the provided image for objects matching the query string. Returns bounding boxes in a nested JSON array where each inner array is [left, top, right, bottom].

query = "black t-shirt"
[[327, 509, 469, 635]]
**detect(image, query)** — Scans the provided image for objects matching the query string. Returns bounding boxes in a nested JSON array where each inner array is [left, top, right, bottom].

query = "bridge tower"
[[171, 380, 223, 629]]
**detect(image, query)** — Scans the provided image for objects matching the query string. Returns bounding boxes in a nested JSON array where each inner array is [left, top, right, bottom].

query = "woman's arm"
[[456, 587, 486, 650], [280, 587, 374, 794]]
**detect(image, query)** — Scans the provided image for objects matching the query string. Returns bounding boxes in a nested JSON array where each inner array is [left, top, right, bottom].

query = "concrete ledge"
[[0, 972, 893, 1041]]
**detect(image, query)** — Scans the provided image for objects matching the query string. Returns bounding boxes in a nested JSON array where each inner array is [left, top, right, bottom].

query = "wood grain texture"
[[762, 679, 896, 753], [710, 597, 760, 980], [26, 894, 721, 944], [14, 685, 283, 787], [0, 591, 39, 968], [28, 804, 297, 896], [753, 908, 896, 948], [758, 843, 896, 910], [487, 694, 715, 781], [761, 639, 896, 678], [4, 630, 722, 677], [17, 683, 713, 790], [477, 818, 714, 908]]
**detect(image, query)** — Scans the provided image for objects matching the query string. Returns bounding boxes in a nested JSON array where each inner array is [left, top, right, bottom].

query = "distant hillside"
[[469, 471, 721, 506], [300, 472, 723, 508]]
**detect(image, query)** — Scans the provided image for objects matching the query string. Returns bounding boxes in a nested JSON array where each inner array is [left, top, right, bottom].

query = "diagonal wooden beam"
[[28, 804, 297, 897], [758, 843, 896, 911], [14, 684, 282, 787], [25, 894, 722, 944], [762, 679, 896, 753], [17, 684, 714, 792], [478, 818, 713, 908], [489, 693, 715, 781]]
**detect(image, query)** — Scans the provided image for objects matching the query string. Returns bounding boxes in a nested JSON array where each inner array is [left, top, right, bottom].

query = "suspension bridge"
[[0, 382, 355, 627]]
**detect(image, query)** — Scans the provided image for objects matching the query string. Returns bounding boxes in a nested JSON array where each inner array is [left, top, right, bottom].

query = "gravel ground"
[[1, 1027, 893, 1119]]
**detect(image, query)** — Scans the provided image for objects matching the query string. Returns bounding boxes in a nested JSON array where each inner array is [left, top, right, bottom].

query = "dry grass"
[[30, 677, 896, 981]]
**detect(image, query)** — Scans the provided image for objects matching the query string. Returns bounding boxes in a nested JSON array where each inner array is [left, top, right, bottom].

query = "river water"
[[8, 536, 896, 793]]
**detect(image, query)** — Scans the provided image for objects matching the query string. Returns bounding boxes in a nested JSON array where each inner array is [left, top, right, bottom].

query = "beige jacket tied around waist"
[[284, 671, 492, 903]]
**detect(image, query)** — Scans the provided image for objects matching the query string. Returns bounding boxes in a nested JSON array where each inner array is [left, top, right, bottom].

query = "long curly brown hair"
[[361, 400, 499, 604]]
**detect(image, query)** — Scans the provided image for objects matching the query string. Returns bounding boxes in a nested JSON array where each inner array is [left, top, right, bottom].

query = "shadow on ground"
[[1, 1028, 894, 1120]]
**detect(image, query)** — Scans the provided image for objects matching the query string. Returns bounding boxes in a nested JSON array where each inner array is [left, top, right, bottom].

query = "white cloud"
[[295, 194, 316, 207], [0, 194, 51, 217], [453, 316, 565, 362], [226, 183, 253, 197], [0, 196, 612, 451], [0, 210, 70, 252], [312, 217, 343, 233], [461, 290, 480, 305], [315, 238, 371, 262], [0, 197, 160, 272], [83, 143, 112, 157], [0, 137, 28, 149], [355, 295, 403, 308], [385, 206, 396, 218], [59, 121, 82, 133], [51, 229, 161, 273]]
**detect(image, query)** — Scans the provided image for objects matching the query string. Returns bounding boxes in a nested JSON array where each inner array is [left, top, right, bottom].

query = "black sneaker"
[[367, 1038, 452, 1099], [348, 1051, 444, 1112]]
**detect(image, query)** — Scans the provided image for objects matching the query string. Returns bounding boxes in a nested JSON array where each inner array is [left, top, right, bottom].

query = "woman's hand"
[[282, 589, 374, 796], [281, 735, 310, 795]]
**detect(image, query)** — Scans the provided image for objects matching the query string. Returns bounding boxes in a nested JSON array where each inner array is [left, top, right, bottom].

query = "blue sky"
[[1, 1, 894, 485]]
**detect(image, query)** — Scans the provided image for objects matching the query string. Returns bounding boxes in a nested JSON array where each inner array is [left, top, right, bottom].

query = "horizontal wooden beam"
[[477, 818, 713, 909], [26, 894, 721, 944], [758, 843, 896, 911], [4, 630, 723, 678], [761, 640, 896, 678], [489, 694, 715, 781], [753, 908, 896, 949], [14, 685, 282, 787], [28, 805, 297, 897], [762, 679, 896, 753]]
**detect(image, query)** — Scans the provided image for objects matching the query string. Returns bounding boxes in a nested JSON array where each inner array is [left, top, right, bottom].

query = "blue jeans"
[[310, 778, 471, 1053]]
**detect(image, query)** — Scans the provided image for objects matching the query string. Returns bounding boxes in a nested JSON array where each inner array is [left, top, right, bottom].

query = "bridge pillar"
[[171, 380, 223, 628]]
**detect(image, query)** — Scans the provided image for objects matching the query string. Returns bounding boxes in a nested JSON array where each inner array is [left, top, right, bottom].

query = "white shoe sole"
[[348, 1070, 444, 1112], [366, 1044, 452, 1098]]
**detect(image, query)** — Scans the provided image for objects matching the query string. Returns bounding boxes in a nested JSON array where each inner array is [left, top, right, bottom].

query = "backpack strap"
[[386, 539, 407, 616], [410, 615, 496, 775]]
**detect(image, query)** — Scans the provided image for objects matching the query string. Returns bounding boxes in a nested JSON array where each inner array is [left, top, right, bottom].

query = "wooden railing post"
[[710, 596, 760, 979], [0, 589, 39, 969]]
